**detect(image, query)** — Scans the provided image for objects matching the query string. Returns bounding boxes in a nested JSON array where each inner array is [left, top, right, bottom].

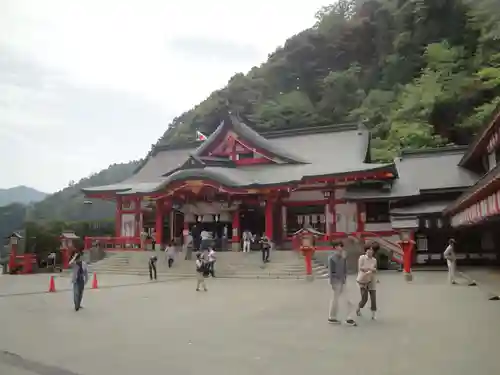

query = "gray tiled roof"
[[344, 147, 478, 201], [445, 161, 500, 214], [82, 122, 393, 195], [390, 201, 453, 216]]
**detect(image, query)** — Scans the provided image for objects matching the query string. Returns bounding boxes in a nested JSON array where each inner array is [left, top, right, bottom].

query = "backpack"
[[197, 261, 209, 275]]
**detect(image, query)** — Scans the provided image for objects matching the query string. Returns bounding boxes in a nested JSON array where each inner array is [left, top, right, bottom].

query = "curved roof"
[[81, 121, 393, 196], [193, 113, 307, 164]]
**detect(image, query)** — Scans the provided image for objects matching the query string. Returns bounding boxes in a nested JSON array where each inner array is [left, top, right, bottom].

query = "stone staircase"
[[87, 250, 329, 279]]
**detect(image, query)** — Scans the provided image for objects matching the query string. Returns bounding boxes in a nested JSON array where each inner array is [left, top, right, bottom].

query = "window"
[[416, 235, 428, 251], [495, 148, 500, 167], [286, 205, 325, 235], [365, 202, 390, 223], [237, 152, 254, 160]]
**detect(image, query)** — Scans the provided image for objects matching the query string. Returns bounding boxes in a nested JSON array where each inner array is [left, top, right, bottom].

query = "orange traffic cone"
[[91, 272, 98, 289], [48, 275, 56, 293]]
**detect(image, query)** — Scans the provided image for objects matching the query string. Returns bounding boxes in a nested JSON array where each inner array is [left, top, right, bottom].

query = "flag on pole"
[[196, 131, 207, 141]]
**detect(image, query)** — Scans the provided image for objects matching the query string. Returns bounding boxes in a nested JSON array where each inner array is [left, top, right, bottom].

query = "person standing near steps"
[[327, 241, 357, 326], [69, 252, 88, 312], [195, 253, 208, 291], [444, 238, 457, 284]]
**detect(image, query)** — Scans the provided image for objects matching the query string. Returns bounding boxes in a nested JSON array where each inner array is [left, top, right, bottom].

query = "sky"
[[0, 0, 329, 193]]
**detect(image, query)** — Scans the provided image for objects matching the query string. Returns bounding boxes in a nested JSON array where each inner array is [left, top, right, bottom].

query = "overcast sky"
[[0, 0, 328, 193]]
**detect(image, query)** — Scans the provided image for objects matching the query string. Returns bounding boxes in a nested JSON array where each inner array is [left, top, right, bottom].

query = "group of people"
[[327, 241, 378, 326], [242, 229, 272, 263], [327, 237, 460, 326]]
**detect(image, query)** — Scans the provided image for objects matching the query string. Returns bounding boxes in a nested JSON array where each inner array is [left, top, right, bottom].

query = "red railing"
[[84, 236, 151, 251], [9, 253, 37, 274], [353, 231, 403, 264]]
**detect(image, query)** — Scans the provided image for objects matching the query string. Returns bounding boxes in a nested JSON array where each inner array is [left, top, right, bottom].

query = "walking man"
[[444, 238, 457, 284], [69, 252, 88, 312], [259, 235, 271, 263], [328, 241, 357, 326]]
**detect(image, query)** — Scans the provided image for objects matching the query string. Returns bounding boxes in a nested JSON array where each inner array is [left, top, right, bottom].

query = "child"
[[208, 247, 216, 277], [195, 253, 208, 291], [165, 241, 176, 268]]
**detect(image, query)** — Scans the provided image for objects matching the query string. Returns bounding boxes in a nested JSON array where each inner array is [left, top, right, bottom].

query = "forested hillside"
[[160, 0, 500, 160], [29, 161, 140, 221]]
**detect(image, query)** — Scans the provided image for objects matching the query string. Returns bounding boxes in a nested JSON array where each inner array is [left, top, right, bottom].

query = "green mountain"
[[28, 0, 500, 222], [159, 0, 500, 161], [0, 186, 47, 206], [30, 161, 140, 222]]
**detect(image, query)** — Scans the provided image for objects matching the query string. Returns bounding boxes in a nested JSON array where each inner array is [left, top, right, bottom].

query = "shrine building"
[[82, 110, 500, 266]]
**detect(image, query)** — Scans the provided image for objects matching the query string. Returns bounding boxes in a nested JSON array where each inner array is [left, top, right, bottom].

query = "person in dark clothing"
[[259, 235, 271, 263], [149, 255, 158, 280], [191, 224, 201, 252], [69, 252, 88, 312]]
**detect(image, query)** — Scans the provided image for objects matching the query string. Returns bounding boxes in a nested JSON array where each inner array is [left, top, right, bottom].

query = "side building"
[[444, 105, 500, 265]]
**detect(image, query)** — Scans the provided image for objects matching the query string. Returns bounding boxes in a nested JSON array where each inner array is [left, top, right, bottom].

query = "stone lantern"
[[6, 232, 22, 273], [293, 227, 323, 281], [60, 231, 80, 269], [397, 229, 416, 282]]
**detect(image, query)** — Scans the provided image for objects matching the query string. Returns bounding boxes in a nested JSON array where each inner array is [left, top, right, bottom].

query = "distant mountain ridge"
[[0, 186, 47, 207]]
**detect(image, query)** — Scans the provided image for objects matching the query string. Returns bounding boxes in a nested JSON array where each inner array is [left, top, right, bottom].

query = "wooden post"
[[232, 209, 240, 251], [265, 198, 274, 240], [155, 199, 164, 248], [115, 196, 122, 237]]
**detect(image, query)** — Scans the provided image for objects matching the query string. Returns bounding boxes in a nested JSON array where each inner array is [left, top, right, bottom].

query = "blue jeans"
[[73, 281, 84, 310]]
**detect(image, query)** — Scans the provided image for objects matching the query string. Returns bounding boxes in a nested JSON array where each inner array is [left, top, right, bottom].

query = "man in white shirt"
[[242, 230, 252, 253], [200, 229, 211, 251], [443, 238, 457, 284]]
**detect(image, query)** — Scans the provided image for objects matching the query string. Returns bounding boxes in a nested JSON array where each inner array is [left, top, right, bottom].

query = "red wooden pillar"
[[399, 230, 415, 281], [115, 196, 123, 237], [8, 243, 17, 271], [265, 198, 274, 240], [232, 209, 240, 251], [356, 202, 365, 233], [134, 197, 141, 238], [155, 199, 164, 247], [328, 198, 336, 240]]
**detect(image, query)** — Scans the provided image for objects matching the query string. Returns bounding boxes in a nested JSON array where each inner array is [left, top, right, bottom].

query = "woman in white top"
[[356, 244, 378, 320]]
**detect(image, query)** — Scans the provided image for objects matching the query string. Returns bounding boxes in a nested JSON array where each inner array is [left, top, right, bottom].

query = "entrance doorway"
[[240, 205, 265, 237]]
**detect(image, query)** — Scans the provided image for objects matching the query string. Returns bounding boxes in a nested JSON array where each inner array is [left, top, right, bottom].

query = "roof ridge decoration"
[[193, 112, 308, 164]]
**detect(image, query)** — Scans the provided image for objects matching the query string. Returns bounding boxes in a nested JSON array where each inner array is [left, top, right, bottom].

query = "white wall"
[[286, 190, 324, 201], [334, 188, 346, 200], [335, 202, 357, 233], [364, 222, 392, 232]]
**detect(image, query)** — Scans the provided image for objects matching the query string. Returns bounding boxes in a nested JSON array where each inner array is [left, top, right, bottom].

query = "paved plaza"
[[0, 271, 499, 375]]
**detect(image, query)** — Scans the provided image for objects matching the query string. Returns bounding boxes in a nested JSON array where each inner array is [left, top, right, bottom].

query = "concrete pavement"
[[0, 272, 499, 375]]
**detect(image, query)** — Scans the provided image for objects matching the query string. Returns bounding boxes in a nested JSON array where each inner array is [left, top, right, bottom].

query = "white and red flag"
[[196, 130, 207, 141]]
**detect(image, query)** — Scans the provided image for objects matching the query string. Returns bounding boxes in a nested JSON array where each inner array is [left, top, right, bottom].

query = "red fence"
[[83, 236, 151, 251]]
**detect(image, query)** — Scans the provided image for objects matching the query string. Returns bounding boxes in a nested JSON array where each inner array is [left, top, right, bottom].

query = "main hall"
[[83, 109, 500, 268]]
